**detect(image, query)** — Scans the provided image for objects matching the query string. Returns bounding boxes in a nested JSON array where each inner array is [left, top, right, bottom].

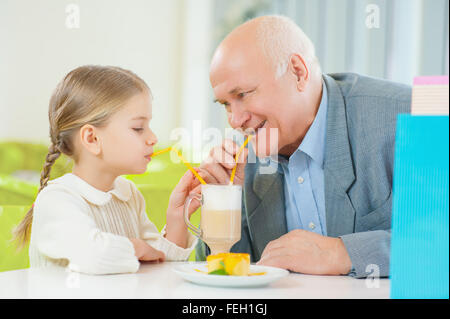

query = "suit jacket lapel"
[[323, 74, 356, 236], [244, 156, 287, 260]]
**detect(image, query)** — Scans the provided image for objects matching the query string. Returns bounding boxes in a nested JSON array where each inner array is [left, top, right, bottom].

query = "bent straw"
[[151, 147, 207, 185], [151, 148, 172, 157], [229, 135, 253, 185]]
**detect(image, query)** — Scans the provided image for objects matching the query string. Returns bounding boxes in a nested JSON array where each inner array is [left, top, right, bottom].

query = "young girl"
[[12, 65, 202, 275]]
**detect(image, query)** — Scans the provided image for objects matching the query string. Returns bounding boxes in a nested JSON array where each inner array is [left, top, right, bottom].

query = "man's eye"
[[237, 90, 254, 99]]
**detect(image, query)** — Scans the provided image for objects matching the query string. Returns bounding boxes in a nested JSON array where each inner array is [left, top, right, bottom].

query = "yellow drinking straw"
[[150, 148, 172, 158], [151, 147, 207, 185], [229, 135, 253, 185]]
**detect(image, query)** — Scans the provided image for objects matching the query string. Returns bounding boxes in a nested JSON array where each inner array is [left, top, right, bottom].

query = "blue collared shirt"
[[271, 82, 328, 235]]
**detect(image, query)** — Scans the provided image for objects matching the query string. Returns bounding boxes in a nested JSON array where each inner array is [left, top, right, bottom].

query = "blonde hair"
[[12, 65, 150, 249], [254, 15, 321, 79]]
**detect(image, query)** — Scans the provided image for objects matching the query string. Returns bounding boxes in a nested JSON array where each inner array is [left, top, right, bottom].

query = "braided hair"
[[12, 142, 61, 248]]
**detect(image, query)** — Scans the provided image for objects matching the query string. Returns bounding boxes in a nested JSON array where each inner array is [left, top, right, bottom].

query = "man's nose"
[[229, 106, 251, 129]]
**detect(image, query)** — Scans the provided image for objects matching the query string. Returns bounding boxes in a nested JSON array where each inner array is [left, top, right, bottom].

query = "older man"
[[195, 15, 411, 278]]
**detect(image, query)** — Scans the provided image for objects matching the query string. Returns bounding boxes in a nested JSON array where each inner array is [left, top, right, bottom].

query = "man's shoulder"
[[326, 72, 412, 106]]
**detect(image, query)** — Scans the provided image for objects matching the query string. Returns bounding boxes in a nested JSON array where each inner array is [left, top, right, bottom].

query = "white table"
[[0, 262, 390, 299]]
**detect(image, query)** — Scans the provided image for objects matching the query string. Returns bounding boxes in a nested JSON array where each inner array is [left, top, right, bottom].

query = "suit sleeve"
[[339, 230, 391, 278], [339, 193, 393, 278]]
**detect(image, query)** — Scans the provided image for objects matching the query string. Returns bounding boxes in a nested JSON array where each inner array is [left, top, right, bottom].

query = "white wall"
[[0, 0, 214, 146]]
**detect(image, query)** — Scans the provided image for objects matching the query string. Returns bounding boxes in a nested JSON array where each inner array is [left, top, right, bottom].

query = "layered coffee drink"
[[200, 185, 241, 255], [200, 209, 241, 255], [184, 184, 242, 255]]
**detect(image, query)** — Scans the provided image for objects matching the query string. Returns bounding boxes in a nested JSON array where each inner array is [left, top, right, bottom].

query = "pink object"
[[413, 76, 449, 86]]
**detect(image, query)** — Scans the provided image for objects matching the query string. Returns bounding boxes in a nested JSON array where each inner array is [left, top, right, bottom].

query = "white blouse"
[[29, 173, 197, 275]]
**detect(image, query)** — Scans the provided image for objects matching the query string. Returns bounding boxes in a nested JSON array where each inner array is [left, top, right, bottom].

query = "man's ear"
[[289, 54, 309, 92], [79, 124, 101, 156]]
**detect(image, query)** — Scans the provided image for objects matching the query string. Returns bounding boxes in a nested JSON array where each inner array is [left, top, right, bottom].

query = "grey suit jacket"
[[196, 73, 411, 278]]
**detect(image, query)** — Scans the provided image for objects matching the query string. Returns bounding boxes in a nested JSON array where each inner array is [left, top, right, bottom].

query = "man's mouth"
[[254, 120, 267, 135]]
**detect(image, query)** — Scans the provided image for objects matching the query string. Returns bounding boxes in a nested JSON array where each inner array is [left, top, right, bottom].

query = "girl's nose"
[[147, 128, 158, 146]]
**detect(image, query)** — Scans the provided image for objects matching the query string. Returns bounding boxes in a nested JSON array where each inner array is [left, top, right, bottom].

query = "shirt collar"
[[48, 173, 132, 206], [298, 80, 328, 167]]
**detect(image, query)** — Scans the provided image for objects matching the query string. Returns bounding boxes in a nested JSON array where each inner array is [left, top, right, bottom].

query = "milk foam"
[[201, 184, 242, 211]]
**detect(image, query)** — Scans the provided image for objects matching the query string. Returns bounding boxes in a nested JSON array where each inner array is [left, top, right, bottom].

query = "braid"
[[12, 142, 61, 250], [38, 143, 61, 192]]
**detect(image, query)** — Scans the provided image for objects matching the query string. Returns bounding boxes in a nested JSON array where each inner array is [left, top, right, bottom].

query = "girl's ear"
[[79, 124, 101, 156]]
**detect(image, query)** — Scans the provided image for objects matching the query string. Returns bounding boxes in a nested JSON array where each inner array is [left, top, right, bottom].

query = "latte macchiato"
[[184, 184, 242, 255]]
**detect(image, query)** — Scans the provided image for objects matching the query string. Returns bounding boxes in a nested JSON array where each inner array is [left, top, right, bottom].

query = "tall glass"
[[184, 184, 242, 255]]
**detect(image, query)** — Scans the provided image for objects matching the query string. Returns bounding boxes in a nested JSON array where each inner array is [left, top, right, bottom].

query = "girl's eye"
[[133, 128, 144, 132]]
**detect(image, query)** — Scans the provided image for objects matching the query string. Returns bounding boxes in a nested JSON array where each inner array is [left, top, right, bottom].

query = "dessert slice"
[[206, 252, 250, 276]]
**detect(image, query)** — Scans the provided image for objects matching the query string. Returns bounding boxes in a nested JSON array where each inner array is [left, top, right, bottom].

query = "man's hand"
[[257, 229, 352, 275], [197, 139, 249, 185]]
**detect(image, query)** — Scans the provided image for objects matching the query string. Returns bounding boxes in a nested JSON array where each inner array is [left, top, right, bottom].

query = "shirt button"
[[308, 222, 316, 230], [297, 176, 304, 184]]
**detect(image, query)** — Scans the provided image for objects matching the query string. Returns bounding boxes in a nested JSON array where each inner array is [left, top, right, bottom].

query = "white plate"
[[172, 262, 289, 288]]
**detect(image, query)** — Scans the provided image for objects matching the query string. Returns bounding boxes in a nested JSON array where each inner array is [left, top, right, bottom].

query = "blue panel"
[[390, 115, 449, 299]]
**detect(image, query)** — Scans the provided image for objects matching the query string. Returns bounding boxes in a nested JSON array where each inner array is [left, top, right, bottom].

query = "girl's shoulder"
[[35, 173, 144, 210], [35, 173, 89, 208]]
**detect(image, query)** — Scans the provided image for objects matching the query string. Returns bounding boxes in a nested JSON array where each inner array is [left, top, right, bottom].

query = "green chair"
[[0, 141, 73, 178], [0, 174, 38, 206], [0, 206, 30, 272]]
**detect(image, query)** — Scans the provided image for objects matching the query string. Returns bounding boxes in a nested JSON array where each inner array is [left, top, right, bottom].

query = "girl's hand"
[[167, 169, 202, 219], [130, 238, 165, 262], [165, 170, 203, 248]]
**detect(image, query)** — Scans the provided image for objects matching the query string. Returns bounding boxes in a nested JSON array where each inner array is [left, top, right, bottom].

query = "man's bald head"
[[212, 15, 321, 80]]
